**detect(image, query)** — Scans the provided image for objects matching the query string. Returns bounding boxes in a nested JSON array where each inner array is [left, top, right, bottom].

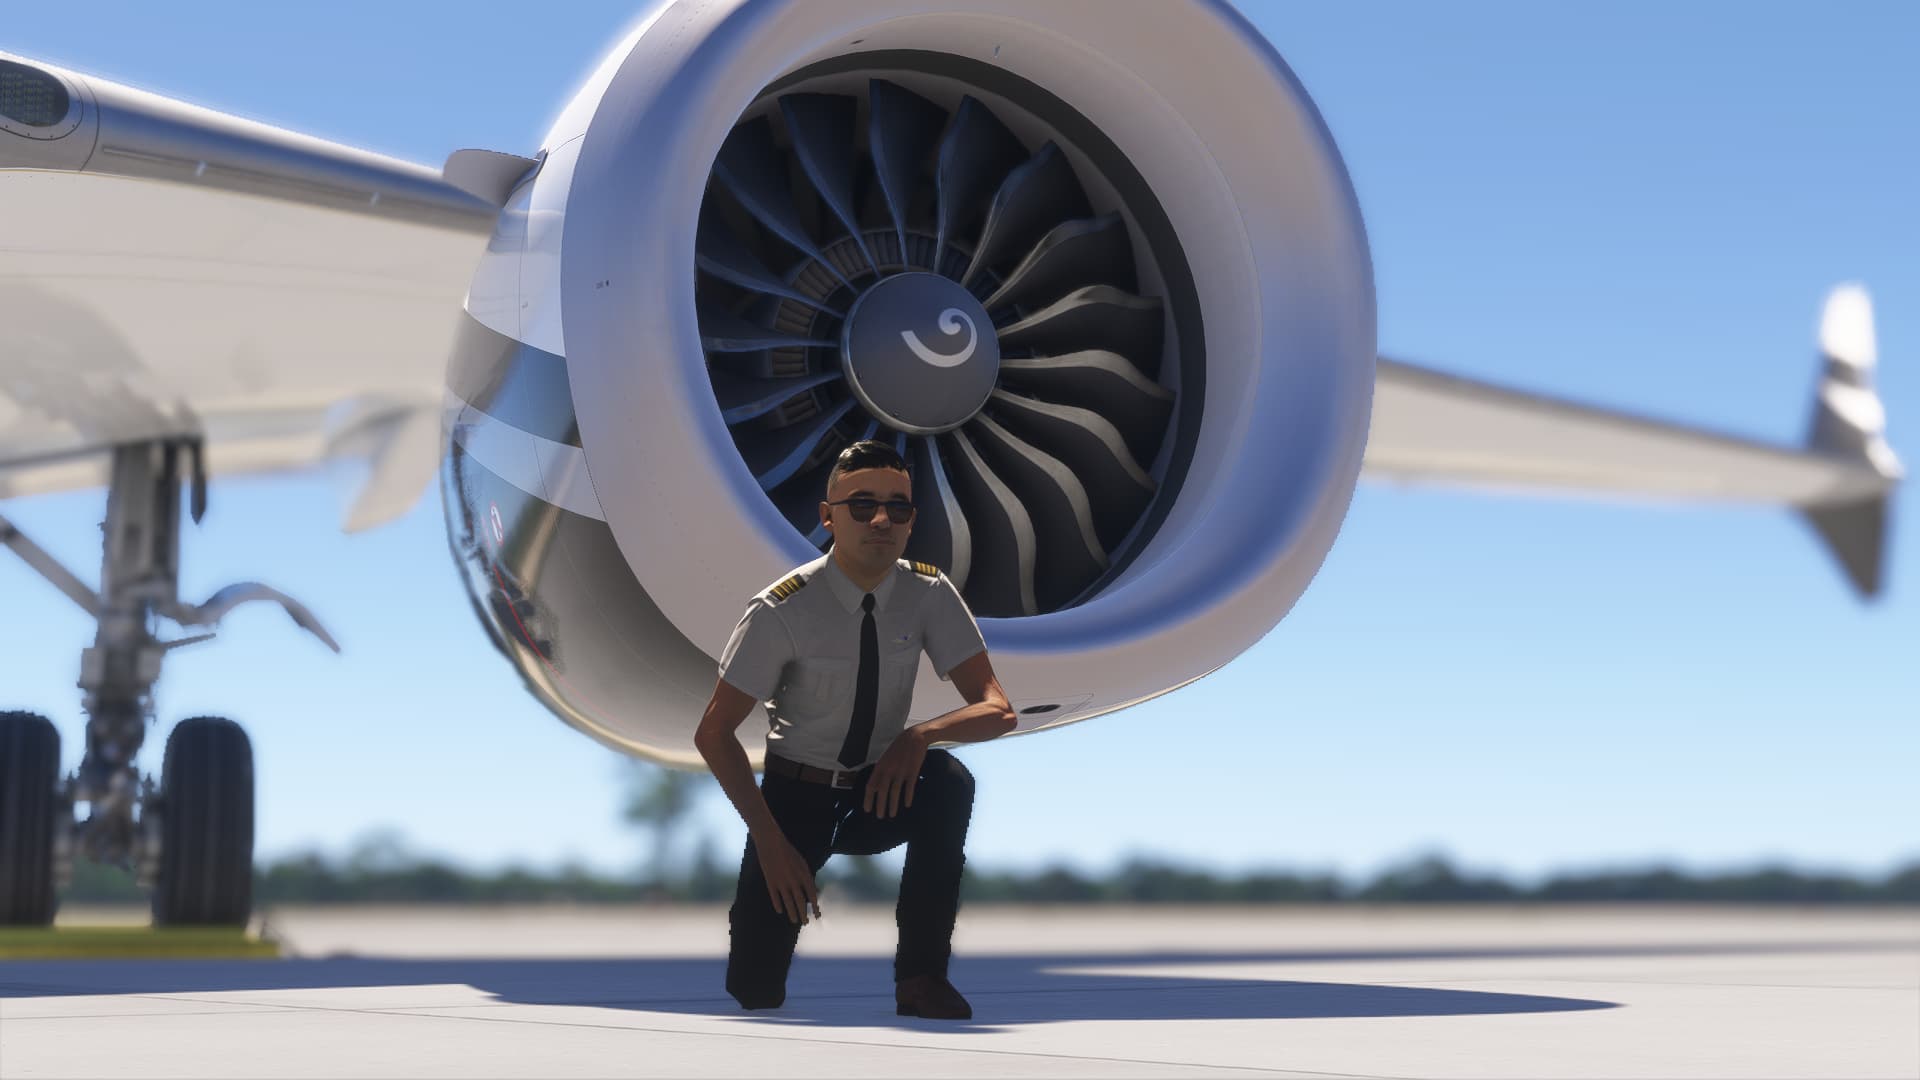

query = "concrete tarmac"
[[1, 904, 1914, 1078]]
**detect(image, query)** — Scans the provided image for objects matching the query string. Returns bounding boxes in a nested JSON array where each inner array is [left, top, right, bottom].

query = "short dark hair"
[[826, 439, 909, 495]]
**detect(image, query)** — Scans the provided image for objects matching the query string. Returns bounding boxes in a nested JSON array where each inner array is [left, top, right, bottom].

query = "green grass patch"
[[0, 926, 280, 960]]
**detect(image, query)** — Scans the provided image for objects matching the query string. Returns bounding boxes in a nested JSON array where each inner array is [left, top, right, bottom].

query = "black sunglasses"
[[826, 497, 916, 524]]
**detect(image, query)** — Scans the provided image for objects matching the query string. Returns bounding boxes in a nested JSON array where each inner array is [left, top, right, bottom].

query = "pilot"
[[693, 439, 1016, 1020]]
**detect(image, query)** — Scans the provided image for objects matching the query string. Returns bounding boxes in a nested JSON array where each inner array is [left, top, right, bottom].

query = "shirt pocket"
[[882, 641, 920, 702], [785, 656, 850, 710]]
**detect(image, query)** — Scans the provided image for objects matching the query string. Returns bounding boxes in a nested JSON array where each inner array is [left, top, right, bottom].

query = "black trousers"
[[726, 748, 974, 1008]]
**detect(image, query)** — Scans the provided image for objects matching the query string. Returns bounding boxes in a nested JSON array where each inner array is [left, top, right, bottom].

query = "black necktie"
[[838, 592, 878, 769]]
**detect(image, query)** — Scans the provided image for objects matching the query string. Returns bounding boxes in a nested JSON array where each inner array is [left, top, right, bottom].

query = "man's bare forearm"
[[696, 732, 783, 841], [911, 698, 1017, 746]]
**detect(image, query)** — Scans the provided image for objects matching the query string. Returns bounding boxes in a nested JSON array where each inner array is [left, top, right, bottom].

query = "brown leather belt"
[[764, 753, 864, 790]]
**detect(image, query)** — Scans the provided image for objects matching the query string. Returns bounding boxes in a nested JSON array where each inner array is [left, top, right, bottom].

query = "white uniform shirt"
[[718, 553, 987, 771]]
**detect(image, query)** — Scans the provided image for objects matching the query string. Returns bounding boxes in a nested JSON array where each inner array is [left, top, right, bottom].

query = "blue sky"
[[3, 1, 1915, 885]]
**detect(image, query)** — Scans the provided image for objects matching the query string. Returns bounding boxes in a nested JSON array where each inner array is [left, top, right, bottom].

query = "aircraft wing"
[[0, 52, 514, 529], [1, 53, 1899, 590], [1365, 286, 1901, 596]]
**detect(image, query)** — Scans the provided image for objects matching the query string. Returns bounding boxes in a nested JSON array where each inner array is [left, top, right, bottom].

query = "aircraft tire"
[[151, 716, 254, 927], [0, 710, 61, 926]]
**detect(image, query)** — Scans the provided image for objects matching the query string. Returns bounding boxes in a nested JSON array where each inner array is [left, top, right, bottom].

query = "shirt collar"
[[821, 550, 898, 614]]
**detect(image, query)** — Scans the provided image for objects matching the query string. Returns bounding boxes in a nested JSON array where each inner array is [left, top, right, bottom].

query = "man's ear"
[[819, 502, 833, 531]]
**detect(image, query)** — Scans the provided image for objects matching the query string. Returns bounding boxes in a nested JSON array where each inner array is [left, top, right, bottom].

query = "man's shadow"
[[35, 937, 1905, 1030], [710, 950, 1618, 1029]]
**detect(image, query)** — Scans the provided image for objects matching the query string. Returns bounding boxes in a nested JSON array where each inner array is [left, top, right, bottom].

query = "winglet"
[[1801, 284, 1900, 598]]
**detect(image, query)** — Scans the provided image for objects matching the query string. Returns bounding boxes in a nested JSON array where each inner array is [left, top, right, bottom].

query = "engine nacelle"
[[442, 0, 1375, 766]]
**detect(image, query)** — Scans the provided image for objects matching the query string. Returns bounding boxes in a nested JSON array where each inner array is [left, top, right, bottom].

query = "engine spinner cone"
[[839, 272, 999, 435]]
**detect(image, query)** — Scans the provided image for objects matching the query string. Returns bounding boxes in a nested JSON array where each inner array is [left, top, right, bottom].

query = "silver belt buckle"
[[830, 767, 856, 789]]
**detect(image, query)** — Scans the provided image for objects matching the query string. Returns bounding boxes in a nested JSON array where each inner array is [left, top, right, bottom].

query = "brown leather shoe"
[[895, 974, 972, 1019]]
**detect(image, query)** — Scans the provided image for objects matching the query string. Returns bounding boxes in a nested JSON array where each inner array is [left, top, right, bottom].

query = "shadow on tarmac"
[[6, 937, 1911, 1028], [34, 939, 1890, 1029]]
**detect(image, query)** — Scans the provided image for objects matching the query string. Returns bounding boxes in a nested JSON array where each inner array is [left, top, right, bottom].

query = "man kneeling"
[[693, 441, 1017, 1018]]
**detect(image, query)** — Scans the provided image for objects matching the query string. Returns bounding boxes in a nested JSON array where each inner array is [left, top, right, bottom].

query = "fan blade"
[[739, 397, 857, 491], [903, 434, 972, 590], [967, 414, 1107, 611], [868, 80, 948, 269], [981, 213, 1135, 313], [986, 389, 1153, 552], [924, 436, 973, 591], [776, 455, 839, 542], [961, 143, 1088, 289], [699, 304, 836, 353], [713, 115, 853, 290], [999, 350, 1173, 466], [696, 206, 843, 315], [709, 368, 843, 425], [994, 285, 1165, 378], [941, 427, 1037, 617], [933, 96, 1027, 273], [780, 93, 877, 274]]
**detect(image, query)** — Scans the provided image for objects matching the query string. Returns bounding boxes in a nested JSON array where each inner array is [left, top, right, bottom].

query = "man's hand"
[[754, 831, 821, 925], [865, 727, 929, 819]]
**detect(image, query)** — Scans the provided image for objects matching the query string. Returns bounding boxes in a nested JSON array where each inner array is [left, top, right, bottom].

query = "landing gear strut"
[[0, 439, 337, 926]]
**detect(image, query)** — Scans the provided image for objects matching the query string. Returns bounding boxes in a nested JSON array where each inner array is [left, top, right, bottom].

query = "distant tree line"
[[959, 854, 1920, 905], [60, 850, 1920, 906], [52, 768, 1920, 907]]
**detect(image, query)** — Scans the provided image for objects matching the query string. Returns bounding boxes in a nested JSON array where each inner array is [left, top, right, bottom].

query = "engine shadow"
[[12, 937, 1898, 1029]]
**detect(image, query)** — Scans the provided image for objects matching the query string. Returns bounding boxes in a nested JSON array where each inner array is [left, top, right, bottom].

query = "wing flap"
[[0, 171, 482, 501]]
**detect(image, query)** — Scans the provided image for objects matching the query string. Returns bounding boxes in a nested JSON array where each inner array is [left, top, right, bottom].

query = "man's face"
[[820, 466, 914, 565]]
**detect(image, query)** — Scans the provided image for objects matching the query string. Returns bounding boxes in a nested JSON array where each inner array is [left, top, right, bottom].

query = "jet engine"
[[442, 0, 1376, 765]]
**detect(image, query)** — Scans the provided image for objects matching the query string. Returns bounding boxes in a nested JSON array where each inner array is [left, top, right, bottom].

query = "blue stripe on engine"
[[446, 313, 581, 447]]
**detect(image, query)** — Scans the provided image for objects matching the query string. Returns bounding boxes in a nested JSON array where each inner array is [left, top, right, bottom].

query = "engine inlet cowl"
[[466, 0, 1374, 764]]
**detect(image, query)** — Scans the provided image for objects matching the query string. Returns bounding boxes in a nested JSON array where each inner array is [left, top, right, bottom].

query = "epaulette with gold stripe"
[[908, 561, 940, 580], [765, 574, 808, 603]]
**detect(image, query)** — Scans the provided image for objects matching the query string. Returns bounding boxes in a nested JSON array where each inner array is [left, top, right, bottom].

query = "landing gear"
[[0, 711, 63, 925], [0, 439, 336, 927]]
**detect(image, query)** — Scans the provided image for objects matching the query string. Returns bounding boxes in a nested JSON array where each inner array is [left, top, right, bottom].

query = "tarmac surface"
[[1, 904, 1915, 1078]]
